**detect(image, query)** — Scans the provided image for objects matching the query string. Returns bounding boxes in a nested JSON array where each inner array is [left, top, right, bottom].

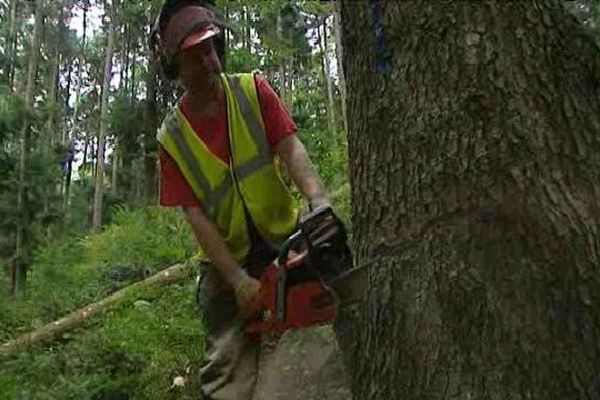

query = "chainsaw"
[[245, 205, 367, 335]]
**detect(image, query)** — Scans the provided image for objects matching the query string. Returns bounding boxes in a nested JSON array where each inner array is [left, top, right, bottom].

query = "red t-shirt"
[[159, 75, 297, 207]]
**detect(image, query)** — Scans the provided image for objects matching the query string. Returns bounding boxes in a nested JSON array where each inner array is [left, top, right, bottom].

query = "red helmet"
[[150, 3, 227, 79], [163, 6, 220, 57]]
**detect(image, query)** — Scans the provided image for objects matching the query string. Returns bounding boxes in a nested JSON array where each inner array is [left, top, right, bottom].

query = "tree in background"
[[338, 0, 600, 398], [14, 0, 44, 298], [92, 0, 116, 231]]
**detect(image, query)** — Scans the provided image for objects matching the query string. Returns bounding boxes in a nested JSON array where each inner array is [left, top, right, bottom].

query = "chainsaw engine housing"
[[245, 206, 353, 335]]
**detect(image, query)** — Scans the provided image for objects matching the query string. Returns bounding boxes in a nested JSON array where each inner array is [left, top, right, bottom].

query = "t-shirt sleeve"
[[158, 146, 201, 207], [254, 74, 298, 150]]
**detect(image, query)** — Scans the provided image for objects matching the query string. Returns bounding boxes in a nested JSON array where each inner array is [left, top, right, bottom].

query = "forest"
[[1, 0, 600, 399]]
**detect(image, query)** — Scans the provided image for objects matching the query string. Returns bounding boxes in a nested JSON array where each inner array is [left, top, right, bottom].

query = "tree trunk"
[[0, 262, 194, 352], [122, 23, 130, 94], [277, 11, 292, 113], [6, 0, 19, 89], [62, 61, 72, 142], [111, 137, 119, 196], [62, 60, 73, 209], [277, 13, 286, 103], [47, 5, 65, 205], [64, 1, 87, 210], [46, 42, 60, 150], [244, 6, 251, 52], [224, 5, 230, 49], [92, 0, 116, 231], [14, 0, 44, 298], [333, 5, 347, 134], [142, 58, 159, 205], [319, 15, 336, 133], [339, 1, 600, 399], [46, 50, 60, 213], [130, 40, 136, 101], [81, 134, 89, 174], [62, 144, 73, 210]]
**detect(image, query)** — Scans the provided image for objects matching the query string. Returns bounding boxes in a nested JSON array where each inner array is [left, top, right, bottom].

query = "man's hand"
[[230, 269, 263, 319], [183, 206, 263, 319]]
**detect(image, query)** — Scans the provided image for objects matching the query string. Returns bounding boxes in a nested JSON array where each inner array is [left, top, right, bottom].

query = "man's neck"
[[185, 80, 223, 119]]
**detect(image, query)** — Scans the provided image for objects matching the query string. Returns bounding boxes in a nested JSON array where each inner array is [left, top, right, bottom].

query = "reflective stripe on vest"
[[163, 113, 231, 218]]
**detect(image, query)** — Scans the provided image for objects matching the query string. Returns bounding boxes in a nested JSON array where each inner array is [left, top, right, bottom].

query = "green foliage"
[[0, 281, 204, 400], [82, 206, 197, 271], [0, 88, 26, 142], [110, 94, 144, 161], [0, 206, 204, 399], [0, 89, 66, 261], [27, 238, 107, 323], [1, 206, 197, 335], [297, 127, 350, 225], [226, 47, 262, 73]]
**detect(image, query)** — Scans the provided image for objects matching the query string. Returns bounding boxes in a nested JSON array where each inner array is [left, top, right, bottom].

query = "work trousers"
[[196, 239, 278, 400]]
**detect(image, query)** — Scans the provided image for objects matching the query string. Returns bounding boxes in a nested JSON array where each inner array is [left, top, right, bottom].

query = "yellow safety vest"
[[157, 73, 298, 264]]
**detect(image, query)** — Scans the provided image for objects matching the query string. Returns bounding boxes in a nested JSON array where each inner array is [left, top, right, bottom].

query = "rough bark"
[[339, 1, 600, 399], [92, 0, 116, 231], [0, 262, 194, 352], [14, 0, 44, 298]]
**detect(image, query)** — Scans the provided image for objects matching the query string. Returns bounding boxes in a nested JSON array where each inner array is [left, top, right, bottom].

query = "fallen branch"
[[1, 261, 195, 353]]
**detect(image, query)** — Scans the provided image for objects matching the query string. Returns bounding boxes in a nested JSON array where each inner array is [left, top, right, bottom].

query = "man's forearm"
[[276, 136, 329, 208], [183, 206, 245, 287]]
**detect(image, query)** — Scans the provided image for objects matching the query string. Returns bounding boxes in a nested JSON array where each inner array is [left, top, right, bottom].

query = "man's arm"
[[183, 206, 243, 287], [183, 206, 261, 318], [275, 135, 329, 209]]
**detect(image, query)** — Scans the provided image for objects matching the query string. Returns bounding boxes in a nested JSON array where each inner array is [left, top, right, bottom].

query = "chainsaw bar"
[[325, 263, 369, 305]]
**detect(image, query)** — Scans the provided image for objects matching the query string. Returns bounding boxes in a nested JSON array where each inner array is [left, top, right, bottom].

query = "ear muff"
[[149, 14, 179, 81]]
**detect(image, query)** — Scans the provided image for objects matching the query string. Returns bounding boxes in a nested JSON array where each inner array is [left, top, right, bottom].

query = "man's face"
[[177, 38, 222, 95]]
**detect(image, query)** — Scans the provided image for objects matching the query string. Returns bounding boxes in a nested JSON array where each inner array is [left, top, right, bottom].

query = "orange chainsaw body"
[[245, 249, 337, 335]]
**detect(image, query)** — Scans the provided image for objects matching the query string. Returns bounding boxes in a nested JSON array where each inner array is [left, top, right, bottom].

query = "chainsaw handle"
[[277, 230, 303, 266]]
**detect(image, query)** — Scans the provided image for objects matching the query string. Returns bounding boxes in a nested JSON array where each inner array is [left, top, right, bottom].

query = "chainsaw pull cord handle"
[[277, 230, 303, 267]]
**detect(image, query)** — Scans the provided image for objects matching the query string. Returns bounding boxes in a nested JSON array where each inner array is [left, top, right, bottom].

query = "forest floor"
[[254, 325, 352, 400]]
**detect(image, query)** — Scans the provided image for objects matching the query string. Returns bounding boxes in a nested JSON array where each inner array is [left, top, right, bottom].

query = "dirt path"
[[253, 325, 352, 400]]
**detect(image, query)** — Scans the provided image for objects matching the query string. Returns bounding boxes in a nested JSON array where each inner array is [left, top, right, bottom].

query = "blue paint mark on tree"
[[368, 0, 391, 75]]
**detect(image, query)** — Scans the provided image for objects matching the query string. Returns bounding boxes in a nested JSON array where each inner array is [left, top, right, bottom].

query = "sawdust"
[[253, 325, 352, 400]]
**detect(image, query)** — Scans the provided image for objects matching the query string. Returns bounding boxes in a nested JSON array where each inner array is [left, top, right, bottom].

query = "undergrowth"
[[0, 206, 203, 400]]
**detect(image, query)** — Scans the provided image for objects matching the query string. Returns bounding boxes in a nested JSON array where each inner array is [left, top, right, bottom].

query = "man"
[[151, 1, 332, 398]]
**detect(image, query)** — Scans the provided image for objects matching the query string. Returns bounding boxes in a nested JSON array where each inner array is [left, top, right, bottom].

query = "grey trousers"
[[196, 242, 278, 400]]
